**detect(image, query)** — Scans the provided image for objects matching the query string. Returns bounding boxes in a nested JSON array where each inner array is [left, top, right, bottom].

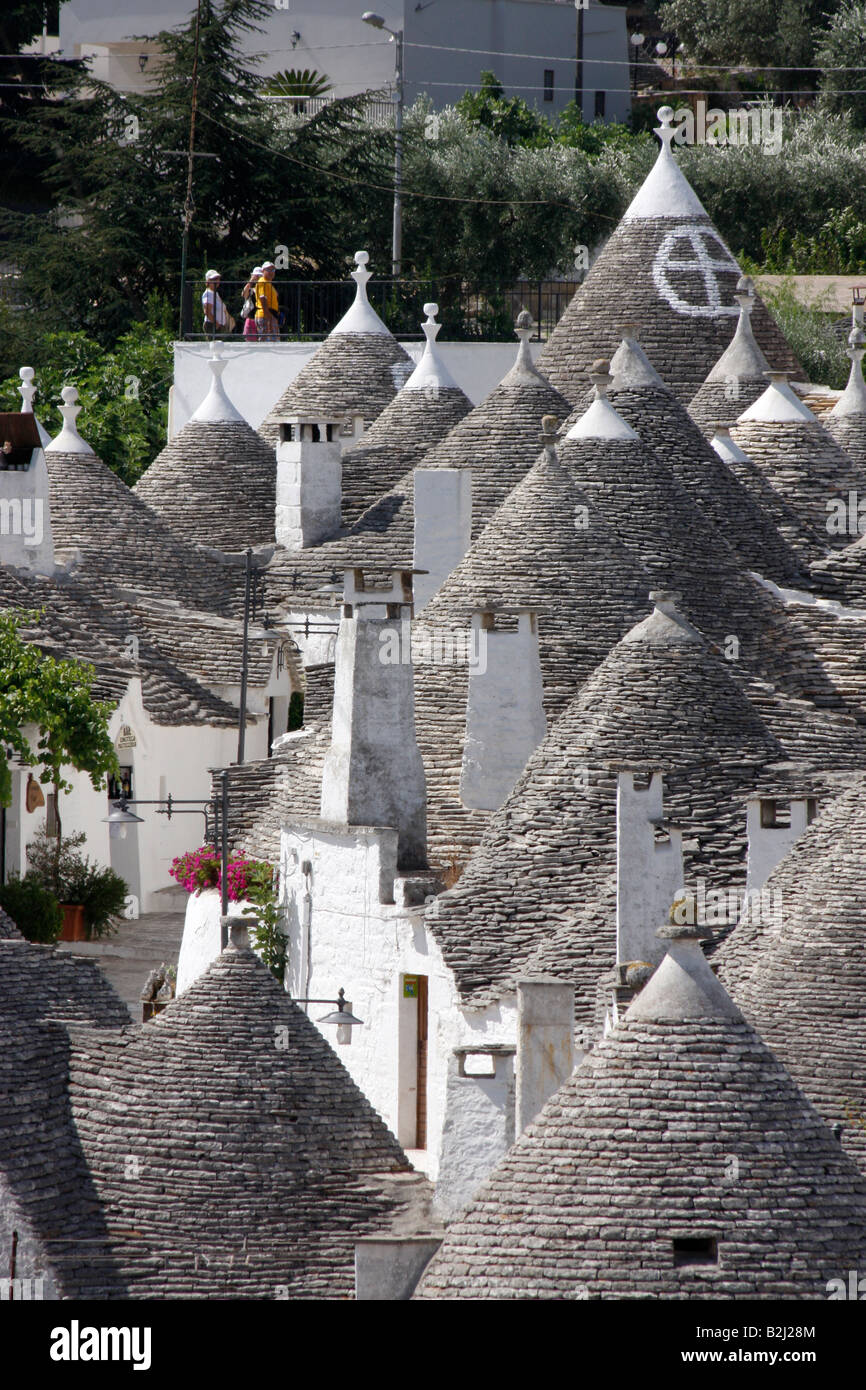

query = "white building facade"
[[59, 0, 630, 121]]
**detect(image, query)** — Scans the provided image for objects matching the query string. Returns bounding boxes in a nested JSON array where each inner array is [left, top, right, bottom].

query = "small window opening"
[[673, 1236, 718, 1267], [594, 90, 606, 119], [543, 69, 554, 102]]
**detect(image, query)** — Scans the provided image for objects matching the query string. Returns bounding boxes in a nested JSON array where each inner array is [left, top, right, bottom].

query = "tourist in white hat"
[[242, 267, 263, 341], [256, 261, 280, 342], [202, 270, 231, 338]]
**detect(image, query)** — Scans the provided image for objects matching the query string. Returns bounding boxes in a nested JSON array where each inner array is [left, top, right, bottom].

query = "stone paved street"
[[56, 910, 185, 1019]]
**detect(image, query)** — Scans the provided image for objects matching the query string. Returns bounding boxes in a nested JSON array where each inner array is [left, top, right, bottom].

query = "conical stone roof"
[[565, 331, 808, 585], [536, 109, 800, 406], [731, 373, 866, 548], [426, 595, 787, 1011], [823, 327, 866, 470], [66, 934, 424, 1298], [44, 388, 244, 615], [134, 349, 277, 551], [417, 312, 572, 540], [339, 304, 472, 526], [709, 425, 828, 567], [715, 778, 866, 1174], [258, 252, 413, 444], [415, 926, 866, 1300], [557, 366, 829, 702], [414, 427, 654, 869], [687, 276, 771, 433]]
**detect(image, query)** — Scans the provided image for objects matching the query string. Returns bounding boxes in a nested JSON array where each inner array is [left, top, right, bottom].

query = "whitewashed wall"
[[4, 682, 257, 914], [279, 821, 518, 1182], [170, 340, 540, 437]]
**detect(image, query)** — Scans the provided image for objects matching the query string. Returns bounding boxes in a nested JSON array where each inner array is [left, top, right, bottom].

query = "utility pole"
[[361, 13, 404, 279], [178, 0, 203, 337]]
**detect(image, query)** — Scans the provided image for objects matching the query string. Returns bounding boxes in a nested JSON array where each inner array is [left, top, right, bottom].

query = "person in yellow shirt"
[[256, 261, 279, 341]]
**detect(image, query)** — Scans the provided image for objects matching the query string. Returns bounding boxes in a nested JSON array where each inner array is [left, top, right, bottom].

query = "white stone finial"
[[565, 361, 639, 443], [654, 105, 676, 153], [332, 250, 390, 335], [421, 302, 441, 348], [18, 367, 52, 446], [190, 346, 244, 424], [589, 358, 614, 398], [734, 276, 755, 313], [831, 326, 866, 419], [351, 249, 372, 292], [18, 366, 36, 411], [403, 301, 460, 394], [46, 384, 94, 455]]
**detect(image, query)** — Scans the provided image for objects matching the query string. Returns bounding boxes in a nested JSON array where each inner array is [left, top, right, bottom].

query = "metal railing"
[[183, 277, 580, 343]]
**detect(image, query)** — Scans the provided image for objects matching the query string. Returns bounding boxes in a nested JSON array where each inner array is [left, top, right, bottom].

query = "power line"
[[196, 106, 615, 213]]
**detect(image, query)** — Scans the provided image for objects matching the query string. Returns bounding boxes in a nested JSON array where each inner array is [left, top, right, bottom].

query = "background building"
[[58, 0, 631, 121]]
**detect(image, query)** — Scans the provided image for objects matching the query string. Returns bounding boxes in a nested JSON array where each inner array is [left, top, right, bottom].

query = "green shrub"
[[24, 825, 127, 939], [0, 876, 62, 943], [757, 281, 851, 389], [63, 861, 128, 939]]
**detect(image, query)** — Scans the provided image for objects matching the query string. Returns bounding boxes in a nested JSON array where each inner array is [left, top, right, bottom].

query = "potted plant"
[[24, 826, 127, 941]]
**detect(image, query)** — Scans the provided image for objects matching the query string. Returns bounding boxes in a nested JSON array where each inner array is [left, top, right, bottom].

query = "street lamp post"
[[629, 32, 644, 96], [362, 11, 404, 279]]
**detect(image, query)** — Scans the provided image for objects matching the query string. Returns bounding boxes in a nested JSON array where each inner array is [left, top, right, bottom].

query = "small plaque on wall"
[[403, 975, 419, 998], [116, 724, 137, 750]]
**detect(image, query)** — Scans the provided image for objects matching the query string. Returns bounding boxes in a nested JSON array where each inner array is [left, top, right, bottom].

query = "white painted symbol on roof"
[[652, 226, 740, 318]]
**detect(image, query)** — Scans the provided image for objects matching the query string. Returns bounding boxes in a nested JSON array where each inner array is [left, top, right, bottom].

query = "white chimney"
[[616, 769, 684, 967], [412, 467, 472, 613], [0, 409, 54, 576], [459, 608, 547, 812], [745, 795, 817, 894], [319, 567, 427, 867], [275, 415, 342, 550], [515, 979, 575, 1133]]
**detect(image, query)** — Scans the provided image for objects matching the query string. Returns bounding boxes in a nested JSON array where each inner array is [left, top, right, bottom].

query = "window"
[[543, 69, 554, 102], [594, 90, 606, 119], [108, 767, 134, 802], [673, 1236, 718, 1267]]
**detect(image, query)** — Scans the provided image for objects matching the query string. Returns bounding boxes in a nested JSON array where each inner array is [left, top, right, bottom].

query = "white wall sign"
[[652, 225, 740, 318]]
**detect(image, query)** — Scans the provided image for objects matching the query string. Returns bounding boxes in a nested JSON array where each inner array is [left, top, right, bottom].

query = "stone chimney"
[[319, 566, 427, 868], [616, 768, 684, 968], [515, 979, 575, 1133], [745, 794, 818, 894], [275, 415, 343, 549], [853, 287, 864, 331], [459, 606, 547, 812], [413, 468, 471, 614], [0, 409, 54, 575]]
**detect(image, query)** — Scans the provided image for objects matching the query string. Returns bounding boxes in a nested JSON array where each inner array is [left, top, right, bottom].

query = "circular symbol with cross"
[[652, 225, 740, 318]]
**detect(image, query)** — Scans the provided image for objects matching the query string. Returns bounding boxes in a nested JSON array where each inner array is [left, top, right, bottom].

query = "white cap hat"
[[261, 260, 275, 270], [205, 269, 221, 280], [251, 266, 263, 277]]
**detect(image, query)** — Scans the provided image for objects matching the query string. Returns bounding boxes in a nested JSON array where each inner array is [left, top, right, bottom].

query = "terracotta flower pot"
[[60, 903, 87, 942]]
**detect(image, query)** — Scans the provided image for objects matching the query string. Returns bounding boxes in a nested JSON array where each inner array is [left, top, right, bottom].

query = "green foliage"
[[242, 862, 287, 983], [756, 280, 851, 387], [23, 826, 126, 937], [816, 1, 866, 127], [0, 303, 173, 483], [456, 72, 553, 148], [754, 206, 866, 273], [672, 109, 866, 265], [0, 609, 118, 810], [0, 874, 62, 944], [658, 0, 828, 67], [264, 69, 333, 98]]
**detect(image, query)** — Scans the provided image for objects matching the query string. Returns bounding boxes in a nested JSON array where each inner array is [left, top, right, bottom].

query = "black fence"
[[183, 277, 580, 343]]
